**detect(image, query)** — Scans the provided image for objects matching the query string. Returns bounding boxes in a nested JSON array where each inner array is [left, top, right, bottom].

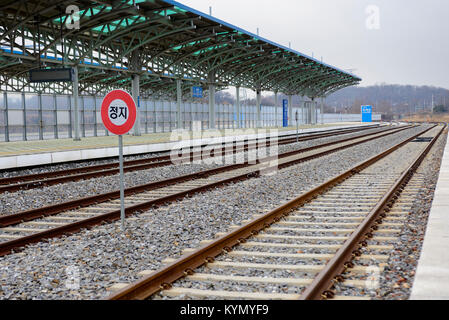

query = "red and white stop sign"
[[101, 90, 137, 135]]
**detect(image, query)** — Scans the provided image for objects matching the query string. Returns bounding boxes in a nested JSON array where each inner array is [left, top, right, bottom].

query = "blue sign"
[[361, 105, 373, 123], [192, 86, 203, 98], [283, 99, 289, 127]]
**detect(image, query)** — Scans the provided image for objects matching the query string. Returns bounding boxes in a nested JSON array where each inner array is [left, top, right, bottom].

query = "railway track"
[[0, 125, 417, 256], [106, 124, 445, 300], [324, 171, 427, 299], [0, 125, 382, 194], [0, 124, 380, 175]]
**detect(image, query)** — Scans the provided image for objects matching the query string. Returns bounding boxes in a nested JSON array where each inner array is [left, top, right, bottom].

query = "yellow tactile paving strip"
[[0, 123, 359, 157]]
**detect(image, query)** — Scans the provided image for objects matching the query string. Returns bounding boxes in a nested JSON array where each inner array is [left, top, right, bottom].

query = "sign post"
[[101, 90, 137, 232]]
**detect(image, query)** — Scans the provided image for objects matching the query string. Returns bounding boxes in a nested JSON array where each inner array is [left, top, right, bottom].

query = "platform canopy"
[[0, 0, 361, 99]]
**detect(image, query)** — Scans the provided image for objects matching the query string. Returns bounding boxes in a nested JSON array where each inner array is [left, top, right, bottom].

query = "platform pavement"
[[0, 122, 374, 170], [411, 134, 449, 300]]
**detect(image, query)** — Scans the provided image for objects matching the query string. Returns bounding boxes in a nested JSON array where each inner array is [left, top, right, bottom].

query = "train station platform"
[[0, 122, 375, 170], [411, 135, 449, 300]]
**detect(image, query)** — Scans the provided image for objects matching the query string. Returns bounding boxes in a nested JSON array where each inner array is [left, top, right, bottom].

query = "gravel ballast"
[[0, 126, 405, 216], [337, 126, 448, 300], [0, 127, 385, 215], [0, 125, 439, 300], [0, 126, 379, 179]]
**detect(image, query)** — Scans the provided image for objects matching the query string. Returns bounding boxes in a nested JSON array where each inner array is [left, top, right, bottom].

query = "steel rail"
[[299, 124, 446, 300], [0, 125, 412, 228], [106, 125, 437, 300], [0, 126, 417, 256], [0, 125, 380, 190], [0, 125, 379, 175]]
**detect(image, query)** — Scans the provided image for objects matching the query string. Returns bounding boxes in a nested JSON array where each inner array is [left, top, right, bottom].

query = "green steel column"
[[274, 91, 278, 127], [153, 99, 157, 133], [3, 92, 9, 142], [105, 94, 109, 136], [53, 94, 58, 139], [168, 101, 172, 132], [256, 89, 262, 128], [190, 101, 194, 131], [145, 99, 149, 134], [288, 95, 293, 127], [93, 95, 97, 137], [301, 97, 305, 125], [308, 102, 312, 124], [304, 101, 309, 124], [68, 95, 73, 139], [38, 93, 43, 140], [176, 79, 182, 129], [81, 96, 85, 138], [132, 74, 141, 136], [208, 73, 216, 130], [236, 86, 241, 129], [73, 66, 81, 141], [311, 99, 316, 125], [321, 97, 324, 124], [22, 92, 27, 141]]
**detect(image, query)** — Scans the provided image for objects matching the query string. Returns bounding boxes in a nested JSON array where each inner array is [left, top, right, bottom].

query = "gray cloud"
[[182, 0, 449, 89]]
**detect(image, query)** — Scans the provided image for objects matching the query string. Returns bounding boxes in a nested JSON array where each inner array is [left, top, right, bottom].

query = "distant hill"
[[325, 84, 449, 116], [213, 84, 449, 118]]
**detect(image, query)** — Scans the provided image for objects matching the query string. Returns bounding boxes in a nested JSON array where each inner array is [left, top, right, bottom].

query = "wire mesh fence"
[[0, 92, 379, 142]]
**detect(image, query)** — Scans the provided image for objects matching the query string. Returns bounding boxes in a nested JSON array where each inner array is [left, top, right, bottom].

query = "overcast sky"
[[180, 0, 449, 89]]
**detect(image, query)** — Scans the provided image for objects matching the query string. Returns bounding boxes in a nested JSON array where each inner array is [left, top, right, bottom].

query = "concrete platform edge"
[[0, 124, 373, 170], [410, 133, 449, 300]]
